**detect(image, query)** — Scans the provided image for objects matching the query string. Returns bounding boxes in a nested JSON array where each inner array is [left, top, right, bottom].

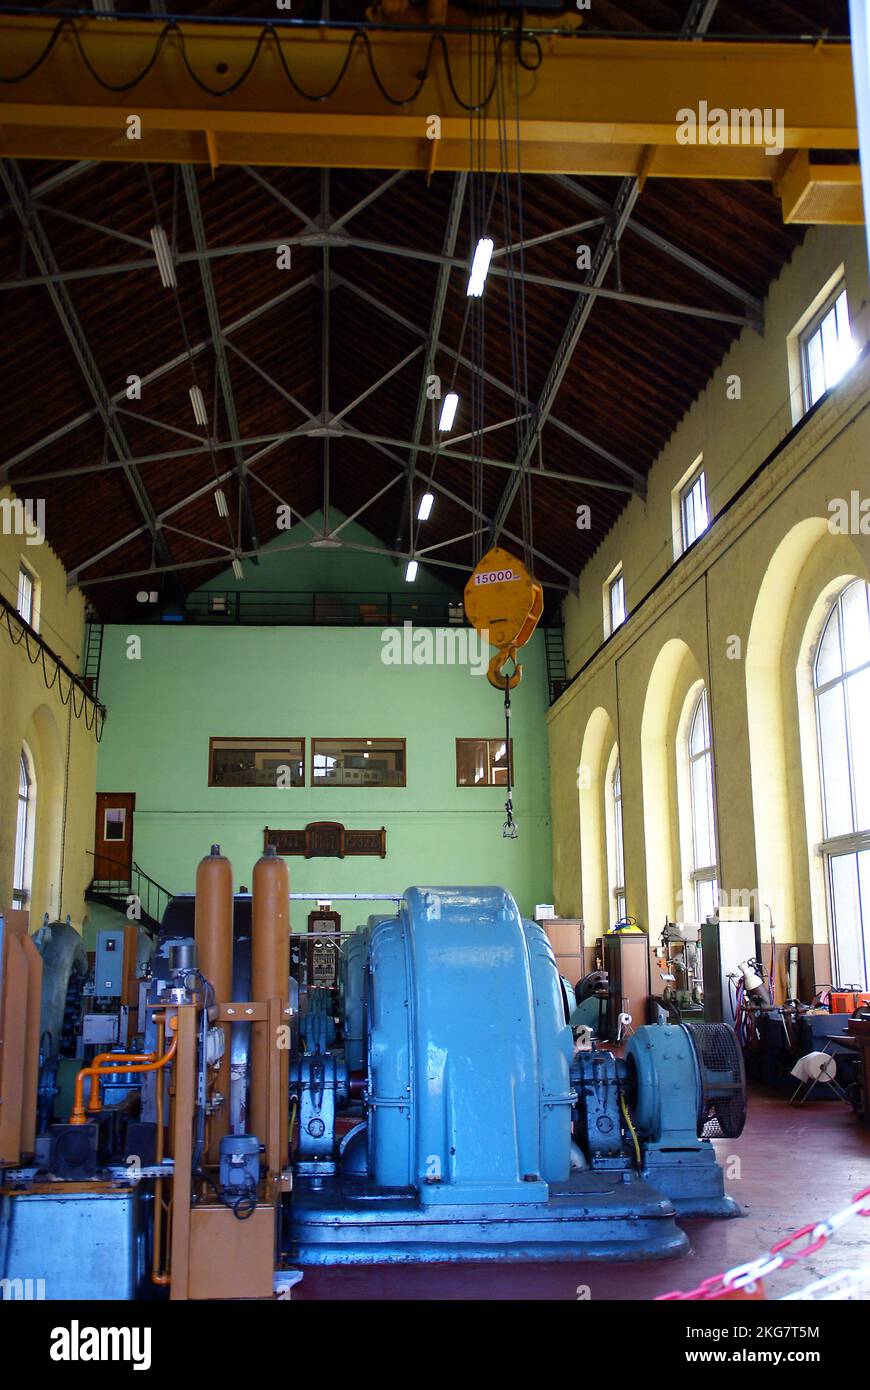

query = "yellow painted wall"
[[549, 226, 870, 965], [0, 487, 98, 929]]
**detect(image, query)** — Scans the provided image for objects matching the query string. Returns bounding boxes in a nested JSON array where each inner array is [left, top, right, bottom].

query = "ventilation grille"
[[683, 1022, 747, 1140]]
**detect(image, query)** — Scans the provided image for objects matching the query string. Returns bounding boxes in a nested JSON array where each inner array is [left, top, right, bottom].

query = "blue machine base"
[[289, 1171, 690, 1265], [638, 1146, 743, 1221]]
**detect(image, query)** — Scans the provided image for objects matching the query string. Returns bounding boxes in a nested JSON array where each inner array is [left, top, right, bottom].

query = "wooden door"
[[94, 792, 135, 881]]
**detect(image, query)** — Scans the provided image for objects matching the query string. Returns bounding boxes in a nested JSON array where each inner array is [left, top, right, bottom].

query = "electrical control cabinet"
[[94, 929, 126, 996]]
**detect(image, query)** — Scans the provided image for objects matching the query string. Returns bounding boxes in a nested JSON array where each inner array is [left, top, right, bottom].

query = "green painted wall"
[[95, 623, 552, 921]]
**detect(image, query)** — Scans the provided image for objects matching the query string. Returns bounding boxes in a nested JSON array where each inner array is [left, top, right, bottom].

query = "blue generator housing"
[[289, 887, 744, 1264]]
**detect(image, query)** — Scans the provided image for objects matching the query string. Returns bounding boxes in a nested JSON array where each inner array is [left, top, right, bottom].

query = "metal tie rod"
[[288, 893, 402, 902]]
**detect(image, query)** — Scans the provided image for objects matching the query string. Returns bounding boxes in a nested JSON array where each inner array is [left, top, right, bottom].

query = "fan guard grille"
[[682, 1022, 747, 1139]]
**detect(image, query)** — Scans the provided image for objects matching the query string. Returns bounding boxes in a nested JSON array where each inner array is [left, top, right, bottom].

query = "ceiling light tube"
[[438, 392, 459, 432], [405, 559, 418, 583], [150, 225, 177, 289], [189, 385, 208, 427], [466, 237, 494, 297], [214, 488, 229, 518], [232, 556, 244, 580], [417, 492, 434, 522]]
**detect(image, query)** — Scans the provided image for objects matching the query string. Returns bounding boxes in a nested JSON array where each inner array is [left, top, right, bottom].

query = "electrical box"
[[306, 910, 340, 989], [82, 1012, 119, 1046], [94, 929, 125, 996]]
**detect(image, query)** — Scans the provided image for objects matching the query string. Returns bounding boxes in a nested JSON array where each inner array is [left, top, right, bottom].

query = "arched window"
[[688, 687, 718, 921], [607, 754, 626, 923], [813, 579, 870, 988], [13, 747, 34, 908]]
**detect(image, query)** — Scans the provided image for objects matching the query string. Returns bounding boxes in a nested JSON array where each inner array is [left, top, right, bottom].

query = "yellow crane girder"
[[0, 16, 860, 219]]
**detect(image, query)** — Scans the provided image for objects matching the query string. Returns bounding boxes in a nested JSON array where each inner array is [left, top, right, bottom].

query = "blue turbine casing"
[[367, 888, 575, 1204], [288, 886, 740, 1263]]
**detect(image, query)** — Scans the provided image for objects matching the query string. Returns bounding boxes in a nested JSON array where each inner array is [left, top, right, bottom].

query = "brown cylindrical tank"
[[194, 844, 234, 1162], [251, 845, 290, 1171]]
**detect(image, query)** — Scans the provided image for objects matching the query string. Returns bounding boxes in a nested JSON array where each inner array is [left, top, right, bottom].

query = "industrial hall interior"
[[2, 0, 870, 1315]]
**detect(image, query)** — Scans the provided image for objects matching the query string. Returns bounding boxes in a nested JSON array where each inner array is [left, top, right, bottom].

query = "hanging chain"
[[502, 665, 517, 839]]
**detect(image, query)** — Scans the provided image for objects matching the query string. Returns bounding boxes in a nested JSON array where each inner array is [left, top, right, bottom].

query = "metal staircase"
[[85, 851, 171, 936], [544, 625, 569, 704], [82, 621, 104, 697]]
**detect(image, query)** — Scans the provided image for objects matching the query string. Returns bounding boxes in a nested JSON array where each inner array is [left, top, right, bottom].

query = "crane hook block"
[[464, 547, 544, 690]]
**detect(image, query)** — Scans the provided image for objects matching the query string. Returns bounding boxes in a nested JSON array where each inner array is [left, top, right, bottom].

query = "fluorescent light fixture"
[[213, 488, 228, 518], [438, 392, 459, 432], [150, 225, 176, 289], [189, 385, 208, 427], [405, 559, 418, 583], [417, 492, 434, 521], [466, 237, 494, 297], [232, 556, 244, 581]]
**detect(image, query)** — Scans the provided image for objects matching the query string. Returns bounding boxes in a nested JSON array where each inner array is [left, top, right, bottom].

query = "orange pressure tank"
[[251, 845, 290, 1170], [194, 844, 234, 1161]]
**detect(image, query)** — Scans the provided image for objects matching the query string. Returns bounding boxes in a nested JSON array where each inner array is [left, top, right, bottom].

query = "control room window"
[[800, 282, 857, 412], [312, 738, 406, 787], [456, 738, 513, 787], [209, 737, 305, 788]]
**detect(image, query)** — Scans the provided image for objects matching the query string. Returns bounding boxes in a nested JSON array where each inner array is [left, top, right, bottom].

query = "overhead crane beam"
[[0, 18, 858, 201]]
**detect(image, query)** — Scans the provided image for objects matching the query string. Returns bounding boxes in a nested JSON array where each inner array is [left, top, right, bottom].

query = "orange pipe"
[[86, 1048, 166, 1113], [70, 1038, 177, 1124], [151, 1016, 172, 1287], [195, 844, 234, 1162], [85, 1010, 169, 1105], [251, 846, 290, 1169]]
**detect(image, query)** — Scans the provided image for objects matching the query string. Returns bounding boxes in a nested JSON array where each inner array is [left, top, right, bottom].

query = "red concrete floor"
[[295, 1088, 870, 1300]]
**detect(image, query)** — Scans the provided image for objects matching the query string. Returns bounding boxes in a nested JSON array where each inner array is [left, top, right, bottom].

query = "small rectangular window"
[[311, 738, 405, 787], [800, 284, 856, 411], [608, 571, 625, 634], [17, 565, 34, 627], [104, 808, 126, 841], [209, 737, 305, 788], [456, 738, 513, 787], [680, 468, 709, 551]]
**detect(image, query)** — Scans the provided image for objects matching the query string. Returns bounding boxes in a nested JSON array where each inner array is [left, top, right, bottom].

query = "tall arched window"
[[13, 747, 34, 908], [608, 755, 626, 922], [813, 579, 870, 988], [688, 687, 718, 921]]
